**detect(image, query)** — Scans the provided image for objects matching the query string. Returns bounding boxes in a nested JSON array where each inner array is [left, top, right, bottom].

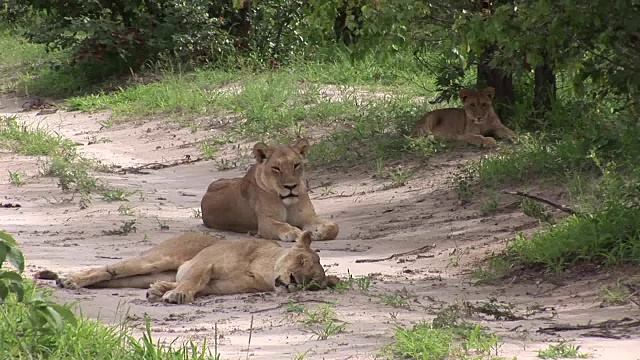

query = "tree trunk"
[[533, 56, 556, 114], [334, 0, 362, 46], [477, 46, 515, 122]]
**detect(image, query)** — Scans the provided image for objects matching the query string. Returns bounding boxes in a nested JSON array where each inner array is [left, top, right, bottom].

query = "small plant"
[[199, 141, 219, 160], [471, 257, 512, 285], [480, 194, 499, 216], [117, 205, 136, 216], [403, 134, 443, 160], [292, 349, 311, 360], [285, 300, 305, 313], [320, 186, 335, 196], [101, 188, 136, 202], [521, 198, 555, 224], [102, 220, 137, 236], [8, 170, 24, 186], [99, 118, 114, 130], [379, 292, 409, 308], [309, 320, 347, 340], [191, 208, 202, 218], [300, 303, 348, 340], [354, 275, 372, 292], [450, 166, 477, 202], [537, 342, 590, 359], [600, 281, 628, 306], [385, 166, 413, 188]]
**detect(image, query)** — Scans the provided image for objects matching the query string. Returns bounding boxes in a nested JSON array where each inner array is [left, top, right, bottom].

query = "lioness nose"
[[284, 183, 297, 190]]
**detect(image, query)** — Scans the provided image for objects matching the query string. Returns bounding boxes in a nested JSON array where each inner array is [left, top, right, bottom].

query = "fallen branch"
[[115, 156, 204, 174], [249, 299, 334, 314], [501, 190, 577, 215], [355, 243, 436, 263], [537, 317, 640, 335]]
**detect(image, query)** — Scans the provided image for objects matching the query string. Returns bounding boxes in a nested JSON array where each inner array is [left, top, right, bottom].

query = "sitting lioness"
[[411, 87, 517, 148], [41, 231, 339, 304], [201, 138, 339, 242]]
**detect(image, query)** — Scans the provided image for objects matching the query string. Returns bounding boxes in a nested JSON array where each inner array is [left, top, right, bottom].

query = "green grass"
[[391, 321, 507, 360], [0, 116, 74, 156], [0, 115, 105, 207], [1, 282, 219, 360], [453, 104, 640, 272], [537, 342, 590, 359], [299, 302, 348, 341]]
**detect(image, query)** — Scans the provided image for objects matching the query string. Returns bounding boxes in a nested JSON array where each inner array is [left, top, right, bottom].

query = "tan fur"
[[201, 138, 339, 242], [411, 87, 517, 148], [53, 231, 339, 304]]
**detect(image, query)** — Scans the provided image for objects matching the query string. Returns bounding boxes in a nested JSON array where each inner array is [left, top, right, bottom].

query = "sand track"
[[1, 94, 639, 360]]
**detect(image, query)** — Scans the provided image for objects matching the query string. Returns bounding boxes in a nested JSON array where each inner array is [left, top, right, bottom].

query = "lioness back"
[[411, 108, 467, 136]]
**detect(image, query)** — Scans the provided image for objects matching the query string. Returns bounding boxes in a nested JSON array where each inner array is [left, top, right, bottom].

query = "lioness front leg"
[[150, 262, 214, 304], [456, 133, 497, 148], [492, 124, 517, 141], [57, 256, 181, 290], [258, 217, 303, 242]]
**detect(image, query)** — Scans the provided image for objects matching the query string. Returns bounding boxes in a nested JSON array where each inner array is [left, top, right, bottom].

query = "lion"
[[200, 138, 339, 242], [411, 87, 517, 148], [38, 231, 340, 304]]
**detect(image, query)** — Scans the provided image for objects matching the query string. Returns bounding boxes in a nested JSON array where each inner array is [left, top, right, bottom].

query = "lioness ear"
[[295, 230, 313, 249], [483, 87, 496, 99], [457, 88, 472, 101], [252, 142, 272, 163], [292, 138, 311, 158]]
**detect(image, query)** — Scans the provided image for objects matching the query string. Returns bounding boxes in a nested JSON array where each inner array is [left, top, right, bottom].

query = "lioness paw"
[[308, 222, 339, 241], [56, 275, 79, 290], [162, 290, 194, 304], [482, 137, 498, 148], [279, 228, 303, 242], [326, 275, 341, 288], [146, 287, 164, 303]]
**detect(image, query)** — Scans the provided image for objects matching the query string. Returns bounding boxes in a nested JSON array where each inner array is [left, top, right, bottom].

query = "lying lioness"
[[42, 231, 339, 304], [201, 138, 339, 242], [411, 87, 517, 148]]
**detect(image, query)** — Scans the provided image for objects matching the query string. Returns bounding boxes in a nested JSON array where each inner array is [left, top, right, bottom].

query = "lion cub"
[[201, 138, 339, 242], [411, 87, 517, 148]]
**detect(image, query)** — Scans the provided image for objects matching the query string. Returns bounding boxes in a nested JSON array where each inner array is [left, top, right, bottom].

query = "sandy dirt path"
[[1, 95, 639, 360]]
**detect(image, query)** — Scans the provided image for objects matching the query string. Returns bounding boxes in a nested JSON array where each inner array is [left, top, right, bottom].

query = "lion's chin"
[[280, 196, 299, 206]]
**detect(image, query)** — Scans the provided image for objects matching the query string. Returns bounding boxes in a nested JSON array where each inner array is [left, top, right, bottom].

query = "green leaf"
[[46, 305, 65, 331], [6, 247, 25, 273], [0, 270, 23, 283], [0, 242, 8, 265], [0, 283, 8, 301], [0, 230, 17, 246], [8, 281, 25, 302]]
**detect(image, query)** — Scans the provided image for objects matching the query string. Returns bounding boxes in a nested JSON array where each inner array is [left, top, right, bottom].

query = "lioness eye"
[[272, 166, 281, 172]]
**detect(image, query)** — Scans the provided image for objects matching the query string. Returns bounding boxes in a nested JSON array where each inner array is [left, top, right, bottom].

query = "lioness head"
[[253, 138, 310, 206], [458, 87, 495, 124], [274, 231, 335, 291]]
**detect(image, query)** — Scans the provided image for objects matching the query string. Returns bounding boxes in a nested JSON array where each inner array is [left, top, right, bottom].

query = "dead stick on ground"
[[355, 244, 436, 263], [246, 315, 253, 360], [537, 317, 640, 334], [115, 157, 204, 174], [249, 299, 334, 314], [501, 190, 577, 215]]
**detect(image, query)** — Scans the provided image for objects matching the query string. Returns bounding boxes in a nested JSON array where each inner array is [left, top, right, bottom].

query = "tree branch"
[[501, 190, 577, 215]]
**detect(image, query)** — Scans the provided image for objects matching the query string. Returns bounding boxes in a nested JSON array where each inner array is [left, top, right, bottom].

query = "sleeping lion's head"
[[273, 231, 338, 292], [253, 138, 310, 206]]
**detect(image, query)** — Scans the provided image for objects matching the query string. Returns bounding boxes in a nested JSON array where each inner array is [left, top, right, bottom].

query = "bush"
[[0, 229, 219, 359]]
